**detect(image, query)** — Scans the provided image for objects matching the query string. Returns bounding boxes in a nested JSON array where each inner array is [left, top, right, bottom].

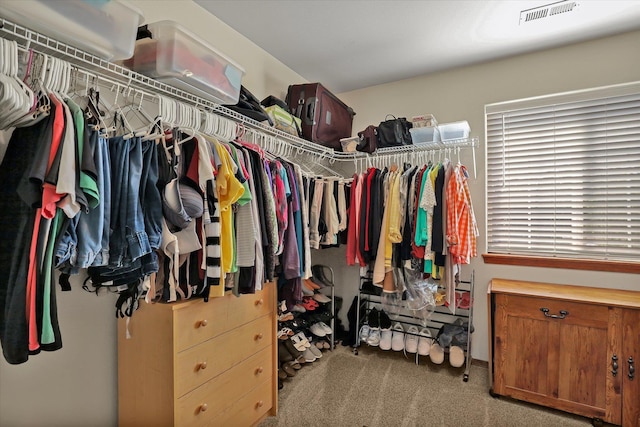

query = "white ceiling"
[[195, 0, 640, 94]]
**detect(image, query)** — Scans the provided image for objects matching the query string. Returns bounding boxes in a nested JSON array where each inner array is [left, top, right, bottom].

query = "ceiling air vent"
[[520, 1, 578, 24]]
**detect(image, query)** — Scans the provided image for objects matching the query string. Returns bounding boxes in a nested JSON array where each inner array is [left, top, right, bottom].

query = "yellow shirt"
[[212, 140, 244, 295]]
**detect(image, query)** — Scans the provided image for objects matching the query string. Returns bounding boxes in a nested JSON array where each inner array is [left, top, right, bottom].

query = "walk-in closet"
[[1, 2, 639, 427]]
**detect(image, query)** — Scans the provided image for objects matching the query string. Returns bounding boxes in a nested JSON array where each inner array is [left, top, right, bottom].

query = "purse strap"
[[385, 114, 397, 121]]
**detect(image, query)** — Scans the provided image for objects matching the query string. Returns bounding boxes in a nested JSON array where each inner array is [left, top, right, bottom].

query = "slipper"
[[281, 363, 296, 377], [456, 291, 471, 310], [304, 278, 321, 290], [278, 312, 294, 322], [278, 369, 288, 380], [449, 345, 465, 368], [277, 327, 294, 340], [284, 360, 302, 370], [429, 342, 445, 364], [417, 328, 432, 356], [292, 332, 311, 348], [313, 293, 331, 304], [435, 290, 446, 307]]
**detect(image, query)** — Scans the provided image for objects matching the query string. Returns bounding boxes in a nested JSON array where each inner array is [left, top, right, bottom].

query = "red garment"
[[41, 94, 66, 219], [345, 175, 358, 266]]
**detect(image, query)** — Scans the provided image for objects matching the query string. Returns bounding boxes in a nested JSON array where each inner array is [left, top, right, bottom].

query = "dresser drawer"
[[175, 313, 272, 396], [226, 285, 274, 330], [175, 346, 272, 427], [217, 380, 272, 427], [496, 294, 609, 327], [174, 297, 230, 352]]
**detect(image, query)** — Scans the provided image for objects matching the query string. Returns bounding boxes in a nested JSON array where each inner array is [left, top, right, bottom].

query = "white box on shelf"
[[438, 121, 470, 141], [409, 126, 440, 144], [123, 20, 245, 105], [0, 0, 143, 60]]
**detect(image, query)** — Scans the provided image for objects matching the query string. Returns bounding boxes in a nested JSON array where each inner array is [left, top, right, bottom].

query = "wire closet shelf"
[[0, 17, 479, 172]]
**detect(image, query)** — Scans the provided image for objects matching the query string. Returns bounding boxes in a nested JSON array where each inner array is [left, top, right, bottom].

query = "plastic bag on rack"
[[403, 268, 437, 327], [381, 290, 401, 321]]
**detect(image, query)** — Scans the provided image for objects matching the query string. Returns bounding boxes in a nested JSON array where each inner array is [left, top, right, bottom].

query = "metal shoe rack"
[[354, 270, 475, 382]]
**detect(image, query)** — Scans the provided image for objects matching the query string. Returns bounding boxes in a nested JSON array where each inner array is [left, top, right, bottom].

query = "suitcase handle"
[[304, 97, 317, 125]]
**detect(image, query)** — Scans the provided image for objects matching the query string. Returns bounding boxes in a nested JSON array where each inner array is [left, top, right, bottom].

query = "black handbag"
[[377, 115, 413, 148], [224, 86, 274, 126]]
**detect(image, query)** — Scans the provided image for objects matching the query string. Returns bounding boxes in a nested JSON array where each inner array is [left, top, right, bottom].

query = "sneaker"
[[367, 328, 381, 346], [303, 348, 317, 363], [379, 328, 392, 350], [359, 324, 371, 343], [391, 323, 405, 351], [308, 344, 323, 359], [317, 321, 332, 335], [368, 308, 380, 328], [379, 310, 392, 330], [449, 345, 465, 368], [310, 323, 327, 337], [405, 325, 419, 353], [417, 328, 432, 356], [429, 342, 445, 364]]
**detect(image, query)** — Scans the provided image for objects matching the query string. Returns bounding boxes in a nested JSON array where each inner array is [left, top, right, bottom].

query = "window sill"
[[482, 253, 640, 274]]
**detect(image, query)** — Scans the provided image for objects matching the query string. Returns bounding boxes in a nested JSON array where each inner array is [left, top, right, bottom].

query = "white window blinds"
[[485, 82, 640, 262]]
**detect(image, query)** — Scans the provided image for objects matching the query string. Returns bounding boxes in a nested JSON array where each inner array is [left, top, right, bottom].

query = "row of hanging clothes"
[[345, 149, 478, 311], [0, 38, 336, 364]]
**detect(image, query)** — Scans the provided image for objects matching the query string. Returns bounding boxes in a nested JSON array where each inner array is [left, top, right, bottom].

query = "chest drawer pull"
[[256, 366, 264, 375], [612, 354, 618, 377], [540, 308, 569, 319], [198, 319, 209, 328], [255, 333, 264, 341], [255, 298, 264, 306], [199, 403, 208, 413], [196, 361, 208, 371], [629, 357, 635, 380], [256, 400, 264, 409]]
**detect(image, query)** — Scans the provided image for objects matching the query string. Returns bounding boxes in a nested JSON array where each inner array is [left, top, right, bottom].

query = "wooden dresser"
[[489, 279, 640, 426], [118, 283, 277, 427]]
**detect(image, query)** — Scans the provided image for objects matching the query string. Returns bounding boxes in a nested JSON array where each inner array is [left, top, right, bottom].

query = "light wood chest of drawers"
[[118, 283, 277, 427]]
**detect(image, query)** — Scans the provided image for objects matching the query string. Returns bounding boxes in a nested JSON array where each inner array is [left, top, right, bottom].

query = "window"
[[485, 82, 640, 263]]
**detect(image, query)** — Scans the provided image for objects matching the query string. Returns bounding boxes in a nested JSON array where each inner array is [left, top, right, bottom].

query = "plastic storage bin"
[[438, 121, 470, 141], [124, 20, 245, 105], [409, 126, 440, 144], [0, 0, 143, 60]]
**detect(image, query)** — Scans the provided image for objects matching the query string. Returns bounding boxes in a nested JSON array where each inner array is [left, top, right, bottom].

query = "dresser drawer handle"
[[256, 400, 264, 409], [540, 308, 569, 319], [198, 319, 209, 328], [256, 366, 264, 375], [255, 333, 264, 341], [197, 361, 207, 371], [629, 357, 635, 381], [199, 403, 208, 413], [255, 299, 264, 306]]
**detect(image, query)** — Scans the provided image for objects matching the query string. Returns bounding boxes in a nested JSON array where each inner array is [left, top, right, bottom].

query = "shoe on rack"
[[313, 293, 331, 304], [379, 310, 392, 330], [366, 327, 381, 346], [317, 321, 332, 335], [278, 312, 294, 322], [303, 348, 317, 363], [429, 342, 445, 365], [310, 323, 327, 337], [379, 328, 392, 350], [391, 323, 405, 352], [292, 304, 306, 313], [359, 324, 371, 343], [368, 308, 380, 329], [405, 325, 420, 353], [449, 345, 465, 368], [281, 362, 297, 377], [279, 300, 288, 313], [278, 341, 294, 362], [417, 328, 432, 356], [308, 344, 323, 359], [301, 285, 314, 297], [293, 332, 312, 348]]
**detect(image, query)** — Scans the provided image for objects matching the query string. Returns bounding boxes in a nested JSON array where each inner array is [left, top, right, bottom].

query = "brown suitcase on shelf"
[[286, 83, 355, 150]]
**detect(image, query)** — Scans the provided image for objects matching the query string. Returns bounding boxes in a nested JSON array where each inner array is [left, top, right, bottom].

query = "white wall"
[[0, 2, 304, 427], [335, 29, 640, 363]]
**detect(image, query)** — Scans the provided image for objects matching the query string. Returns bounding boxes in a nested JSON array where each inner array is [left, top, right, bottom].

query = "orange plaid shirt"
[[446, 164, 478, 264]]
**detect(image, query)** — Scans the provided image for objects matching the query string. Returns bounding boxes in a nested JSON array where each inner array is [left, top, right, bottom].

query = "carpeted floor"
[[260, 345, 593, 427]]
